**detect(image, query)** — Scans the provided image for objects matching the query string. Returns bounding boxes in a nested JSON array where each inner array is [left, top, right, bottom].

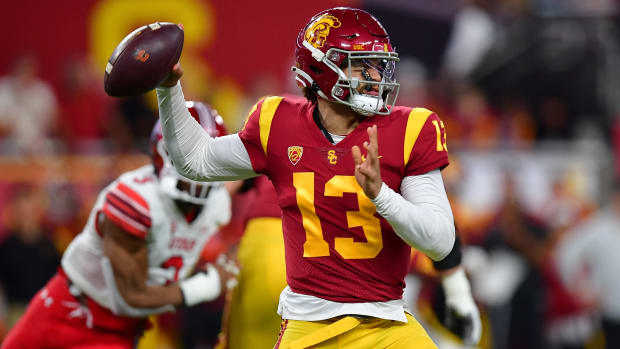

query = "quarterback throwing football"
[[157, 7, 480, 348]]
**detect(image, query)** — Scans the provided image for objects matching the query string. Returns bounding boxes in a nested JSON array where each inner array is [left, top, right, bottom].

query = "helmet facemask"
[[333, 50, 399, 115], [295, 41, 400, 116]]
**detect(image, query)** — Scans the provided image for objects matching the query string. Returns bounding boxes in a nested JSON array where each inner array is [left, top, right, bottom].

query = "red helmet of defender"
[[150, 101, 227, 204], [293, 7, 400, 116]]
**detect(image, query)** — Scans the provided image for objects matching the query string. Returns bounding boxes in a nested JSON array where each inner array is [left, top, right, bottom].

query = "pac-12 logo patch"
[[288, 146, 303, 165]]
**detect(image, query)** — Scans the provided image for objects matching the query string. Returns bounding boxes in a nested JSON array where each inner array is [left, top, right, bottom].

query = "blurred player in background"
[[1, 101, 237, 349], [555, 180, 620, 349], [217, 175, 287, 349], [156, 7, 480, 348]]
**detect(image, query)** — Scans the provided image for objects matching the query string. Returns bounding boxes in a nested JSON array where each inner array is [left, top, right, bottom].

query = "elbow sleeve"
[[433, 235, 461, 269], [423, 216, 455, 261]]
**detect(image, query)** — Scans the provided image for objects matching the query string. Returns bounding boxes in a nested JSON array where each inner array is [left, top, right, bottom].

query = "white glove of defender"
[[179, 264, 222, 306], [441, 268, 482, 346]]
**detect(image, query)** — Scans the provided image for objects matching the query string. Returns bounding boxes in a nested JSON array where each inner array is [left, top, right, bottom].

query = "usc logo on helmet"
[[305, 14, 341, 48]]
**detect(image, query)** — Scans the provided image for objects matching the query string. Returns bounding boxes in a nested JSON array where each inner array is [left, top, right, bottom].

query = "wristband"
[[179, 264, 221, 306]]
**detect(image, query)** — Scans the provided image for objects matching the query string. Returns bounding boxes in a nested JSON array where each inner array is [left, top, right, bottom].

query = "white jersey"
[[62, 165, 231, 313]]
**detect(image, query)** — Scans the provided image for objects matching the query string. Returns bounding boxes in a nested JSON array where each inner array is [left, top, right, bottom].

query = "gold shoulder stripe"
[[404, 108, 434, 166], [259, 96, 284, 156]]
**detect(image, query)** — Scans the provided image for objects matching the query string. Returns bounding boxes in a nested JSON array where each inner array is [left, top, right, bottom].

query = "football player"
[[156, 7, 480, 348], [217, 176, 287, 349], [219, 177, 480, 349], [1, 101, 237, 349]]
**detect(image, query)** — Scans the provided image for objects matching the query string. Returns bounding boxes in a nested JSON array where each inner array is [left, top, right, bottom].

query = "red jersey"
[[238, 96, 448, 302], [244, 176, 281, 223]]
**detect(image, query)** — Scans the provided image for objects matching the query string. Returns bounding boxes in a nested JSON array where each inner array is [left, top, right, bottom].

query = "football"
[[104, 22, 184, 97]]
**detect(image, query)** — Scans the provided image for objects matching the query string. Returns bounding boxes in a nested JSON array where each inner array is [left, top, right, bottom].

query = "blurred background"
[[1, 0, 619, 348]]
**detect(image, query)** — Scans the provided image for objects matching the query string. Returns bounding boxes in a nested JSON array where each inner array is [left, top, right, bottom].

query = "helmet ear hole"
[[309, 65, 322, 75]]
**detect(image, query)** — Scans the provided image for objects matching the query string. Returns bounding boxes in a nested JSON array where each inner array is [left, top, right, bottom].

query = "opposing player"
[[156, 7, 480, 348], [1, 101, 237, 349]]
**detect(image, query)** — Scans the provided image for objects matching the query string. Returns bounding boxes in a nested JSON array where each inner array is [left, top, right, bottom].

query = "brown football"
[[104, 22, 184, 97]]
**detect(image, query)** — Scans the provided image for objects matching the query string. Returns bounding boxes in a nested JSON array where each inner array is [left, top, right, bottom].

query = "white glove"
[[441, 268, 482, 346], [179, 264, 222, 306], [215, 254, 240, 290]]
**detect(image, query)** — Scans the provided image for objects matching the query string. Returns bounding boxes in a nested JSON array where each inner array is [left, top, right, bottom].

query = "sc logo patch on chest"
[[327, 150, 338, 164]]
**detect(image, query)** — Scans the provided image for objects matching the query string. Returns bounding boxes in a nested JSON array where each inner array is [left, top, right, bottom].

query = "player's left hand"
[[352, 125, 382, 199], [441, 268, 482, 346]]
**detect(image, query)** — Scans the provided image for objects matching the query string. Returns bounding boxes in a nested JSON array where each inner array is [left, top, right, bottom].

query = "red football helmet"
[[293, 7, 400, 115], [150, 101, 227, 204]]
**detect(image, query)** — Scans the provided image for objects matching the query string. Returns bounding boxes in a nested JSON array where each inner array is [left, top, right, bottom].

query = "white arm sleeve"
[[371, 169, 455, 261], [156, 82, 257, 181]]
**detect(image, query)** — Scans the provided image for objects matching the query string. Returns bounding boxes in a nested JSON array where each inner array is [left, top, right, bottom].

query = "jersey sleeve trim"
[[102, 182, 151, 239], [403, 108, 434, 167], [259, 96, 284, 156], [408, 157, 449, 176], [116, 183, 149, 212], [103, 203, 149, 239]]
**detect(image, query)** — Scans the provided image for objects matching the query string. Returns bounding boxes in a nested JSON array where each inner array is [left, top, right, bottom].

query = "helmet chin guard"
[[350, 93, 385, 116]]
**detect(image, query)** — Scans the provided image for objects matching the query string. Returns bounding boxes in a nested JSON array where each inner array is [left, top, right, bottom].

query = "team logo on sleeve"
[[288, 146, 303, 165]]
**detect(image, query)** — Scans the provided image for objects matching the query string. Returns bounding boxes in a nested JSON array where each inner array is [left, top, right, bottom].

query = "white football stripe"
[[105, 204, 148, 233], [109, 187, 150, 217]]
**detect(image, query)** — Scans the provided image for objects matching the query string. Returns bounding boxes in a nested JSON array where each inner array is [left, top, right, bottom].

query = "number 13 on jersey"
[[293, 172, 383, 260]]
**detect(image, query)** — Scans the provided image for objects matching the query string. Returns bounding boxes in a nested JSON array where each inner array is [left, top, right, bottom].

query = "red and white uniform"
[[2, 165, 230, 348], [62, 164, 230, 308]]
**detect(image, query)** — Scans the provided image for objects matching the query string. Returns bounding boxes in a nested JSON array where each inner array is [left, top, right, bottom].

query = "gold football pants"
[[226, 217, 287, 349], [275, 313, 437, 349]]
